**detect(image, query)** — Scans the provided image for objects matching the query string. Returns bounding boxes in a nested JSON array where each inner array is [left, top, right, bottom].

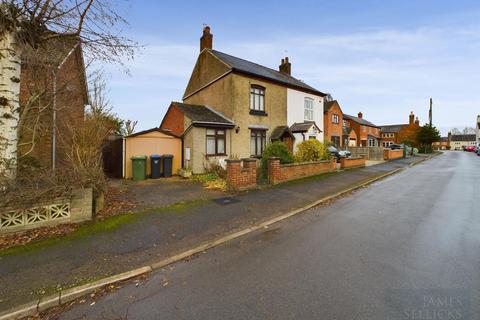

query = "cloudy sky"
[[101, 0, 480, 135]]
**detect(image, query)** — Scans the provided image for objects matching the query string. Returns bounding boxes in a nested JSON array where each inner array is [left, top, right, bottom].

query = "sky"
[[99, 0, 480, 135]]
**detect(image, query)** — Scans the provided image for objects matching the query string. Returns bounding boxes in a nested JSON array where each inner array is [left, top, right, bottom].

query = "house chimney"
[[279, 57, 291, 75], [200, 26, 213, 51], [415, 116, 419, 126], [358, 112, 363, 119], [409, 111, 415, 125]]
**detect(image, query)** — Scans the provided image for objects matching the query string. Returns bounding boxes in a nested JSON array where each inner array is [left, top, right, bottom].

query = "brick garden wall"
[[226, 159, 257, 190], [384, 149, 404, 160], [340, 156, 365, 169], [268, 157, 335, 185]]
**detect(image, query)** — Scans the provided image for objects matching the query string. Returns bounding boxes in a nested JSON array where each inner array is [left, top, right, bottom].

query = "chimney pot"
[[279, 56, 291, 75], [200, 25, 213, 52], [358, 112, 363, 119], [409, 111, 415, 125]]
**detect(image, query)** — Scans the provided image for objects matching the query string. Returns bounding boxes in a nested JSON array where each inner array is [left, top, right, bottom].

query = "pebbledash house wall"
[[184, 72, 287, 165], [183, 125, 232, 174]]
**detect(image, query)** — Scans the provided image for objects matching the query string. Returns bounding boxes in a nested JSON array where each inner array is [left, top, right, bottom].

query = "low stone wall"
[[384, 149, 404, 160], [226, 158, 257, 191], [268, 157, 335, 185], [340, 156, 365, 169], [0, 188, 94, 234]]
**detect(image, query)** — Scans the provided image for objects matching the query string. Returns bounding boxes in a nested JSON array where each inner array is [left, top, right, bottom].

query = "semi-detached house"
[[160, 27, 326, 173]]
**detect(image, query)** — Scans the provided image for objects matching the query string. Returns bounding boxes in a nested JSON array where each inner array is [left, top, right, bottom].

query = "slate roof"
[[172, 102, 234, 127], [379, 124, 408, 133], [343, 114, 379, 128], [450, 134, 476, 142], [270, 126, 295, 140], [210, 50, 325, 96], [290, 121, 322, 133]]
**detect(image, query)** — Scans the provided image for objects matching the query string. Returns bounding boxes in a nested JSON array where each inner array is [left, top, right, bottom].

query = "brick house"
[[379, 112, 420, 147], [323, 100, 344, 148], [160, 27, 325, 173], [343, 112, 380, 147], [18, 37, 88, 169], [433, 136, 450, 150]]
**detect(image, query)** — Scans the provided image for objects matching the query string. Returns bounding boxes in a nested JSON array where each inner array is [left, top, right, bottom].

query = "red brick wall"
[[340, 156, 365, 169], [383, 149, 403, 160], [18, 45, 86, 169], [324, 102, 344, 147], [226, 159, 257, 190], [160, 104, 185, 137], [268, 158, 335, 184]]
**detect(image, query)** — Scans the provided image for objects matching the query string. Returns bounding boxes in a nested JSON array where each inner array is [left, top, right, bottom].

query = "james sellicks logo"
[[385, 289, 470, 320]]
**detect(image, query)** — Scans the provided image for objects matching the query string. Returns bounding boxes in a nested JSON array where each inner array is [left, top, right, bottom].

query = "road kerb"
[[0, 266, 152, 320], [2, 159, 430, 319]]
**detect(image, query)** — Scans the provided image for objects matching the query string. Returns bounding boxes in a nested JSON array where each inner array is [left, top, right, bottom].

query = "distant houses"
[[379, 112, 421, 147]]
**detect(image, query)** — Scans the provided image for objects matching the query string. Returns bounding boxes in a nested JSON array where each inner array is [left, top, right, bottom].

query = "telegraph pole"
[[429, 98, 433, 126]]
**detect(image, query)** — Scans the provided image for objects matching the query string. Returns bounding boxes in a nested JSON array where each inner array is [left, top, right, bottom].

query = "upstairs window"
[[304, 98, 314, 121], [250, 86, 265, 112], [332, 114, 339, 124]]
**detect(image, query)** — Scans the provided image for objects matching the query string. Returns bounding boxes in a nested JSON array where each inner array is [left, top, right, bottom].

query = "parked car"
[[327, 146, 340, 161], [389, 144, 403, 150], [465, 146, 476, 152], [338, 150, 352, 158], [477, 148, 480, 156]]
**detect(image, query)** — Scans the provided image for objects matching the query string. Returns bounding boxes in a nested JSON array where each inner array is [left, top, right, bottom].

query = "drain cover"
[[213, 197, 241, 205]]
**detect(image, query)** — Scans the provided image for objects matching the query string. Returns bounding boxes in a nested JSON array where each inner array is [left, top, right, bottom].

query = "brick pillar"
[[226, 159, 241, 190], [268, 157, 280, 184], [340, 157, 346, 169], [383, 149, 389, 160], [242, 158, 257, 187]]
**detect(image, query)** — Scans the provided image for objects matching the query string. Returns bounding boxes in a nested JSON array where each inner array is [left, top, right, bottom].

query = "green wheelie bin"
[[131, 155, 147, 181]]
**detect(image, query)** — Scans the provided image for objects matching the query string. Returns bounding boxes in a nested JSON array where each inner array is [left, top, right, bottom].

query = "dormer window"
[[304, 98, 314, 121], [250, 85, 265, 112]]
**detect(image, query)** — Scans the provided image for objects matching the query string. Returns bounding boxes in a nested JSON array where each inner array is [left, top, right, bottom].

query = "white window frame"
[[304, 98, 314, 121]]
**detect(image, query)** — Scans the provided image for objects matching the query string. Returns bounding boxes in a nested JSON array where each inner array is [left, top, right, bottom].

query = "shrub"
[[295, 139, 330, 162], [260, 141, 294, 176]]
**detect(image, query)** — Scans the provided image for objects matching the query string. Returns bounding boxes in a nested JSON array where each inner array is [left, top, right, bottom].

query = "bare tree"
[[0, 0, 136, 178], [462, 127, 475, 134], [124, 119, 137, 136]]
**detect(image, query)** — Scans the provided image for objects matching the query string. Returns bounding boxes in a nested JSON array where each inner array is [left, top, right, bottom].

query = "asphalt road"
[[60, 151, 480, 320]]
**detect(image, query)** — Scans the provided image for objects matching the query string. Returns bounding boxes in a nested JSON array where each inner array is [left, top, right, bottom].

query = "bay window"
[[206, 129, 226, 156]]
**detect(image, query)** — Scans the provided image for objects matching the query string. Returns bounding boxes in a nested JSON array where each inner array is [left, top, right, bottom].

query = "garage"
[[123, 128, 181, 179]]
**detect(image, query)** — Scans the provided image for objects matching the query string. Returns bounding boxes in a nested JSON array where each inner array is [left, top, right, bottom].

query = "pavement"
[[56, 151, 480, 320], [0, 155, 427, 314], [110, 176, 224, 211]]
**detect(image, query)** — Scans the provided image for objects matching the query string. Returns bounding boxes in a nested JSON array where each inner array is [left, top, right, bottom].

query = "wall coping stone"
[[241, 158, 257, 162], [281, 160, 332, 167], [225, 159, 241, 163], [268, 157, 280, 160]]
